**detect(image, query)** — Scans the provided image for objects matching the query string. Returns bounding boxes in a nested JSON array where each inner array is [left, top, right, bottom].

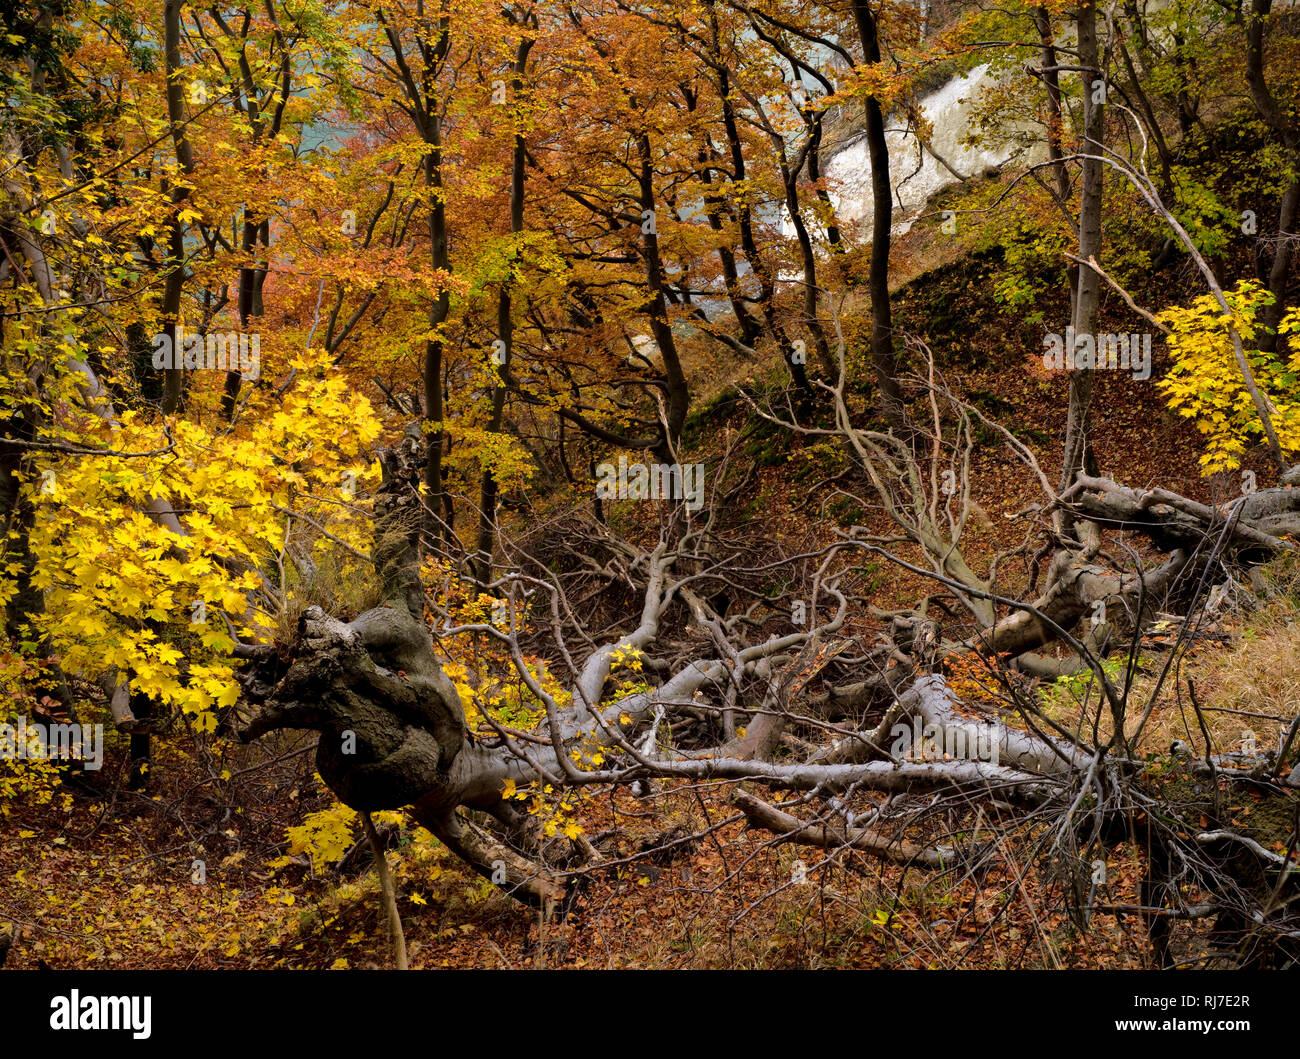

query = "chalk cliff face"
[[790, 63, 1033, 239]]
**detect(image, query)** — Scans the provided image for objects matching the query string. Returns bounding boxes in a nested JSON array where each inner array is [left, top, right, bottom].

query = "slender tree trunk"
[[1061, 0, 1105, 512], [851, 0, 908, 435], [1245, 0, 1299, 356], [424, 142, 450, 547], [781, 159, 833, 375], [1037, 6, 1078, 321], [220, 215, 265, 420], [218, 20, 277, 421], [361, 812, 408, 970], [1259, 170, 1300, 355], [691, 111, 761, 346], [636, 130, 690, 459], [160, 0, 195, 415], [127, 688, 153, 789], [808, 119, 842, 250], [717, 71, 801, 385], [476, 35, 533, 582], [0, 408, 73, 724]]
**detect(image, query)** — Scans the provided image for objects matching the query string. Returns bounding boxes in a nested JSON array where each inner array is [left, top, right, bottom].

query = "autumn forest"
[[3, 0, 1300, 982]]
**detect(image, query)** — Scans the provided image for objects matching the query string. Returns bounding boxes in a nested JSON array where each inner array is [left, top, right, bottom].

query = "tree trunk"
[[424, 140, 450, 547], [636, 130, 690, 459], [476, 35, 533, 583], [1060, 0, 1105, 515], [160, 0, 195, 415], [851, 0, 908, 435]]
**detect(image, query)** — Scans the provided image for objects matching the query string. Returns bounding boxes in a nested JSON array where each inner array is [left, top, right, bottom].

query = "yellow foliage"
[[1157, 280, 1300, 473], [285, 798, 359, 872], [15, 350, 383, 734]]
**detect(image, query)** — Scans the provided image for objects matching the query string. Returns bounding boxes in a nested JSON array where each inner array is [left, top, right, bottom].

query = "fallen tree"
[[229, 419, 1300, 965]]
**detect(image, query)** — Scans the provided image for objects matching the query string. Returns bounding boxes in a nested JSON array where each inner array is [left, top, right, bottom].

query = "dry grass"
[[1032, 560, 1299, 763], [1162, 603, 1300, 759]]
